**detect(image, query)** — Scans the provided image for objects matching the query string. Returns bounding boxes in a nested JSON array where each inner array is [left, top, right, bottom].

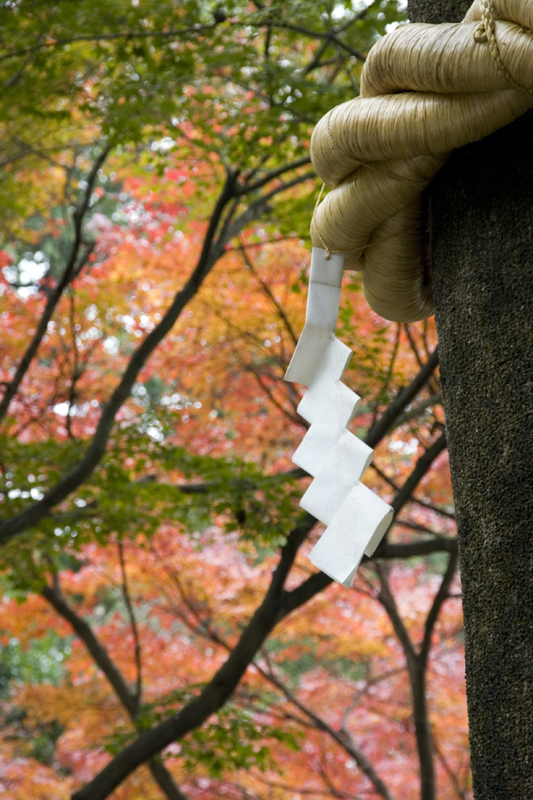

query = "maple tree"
[[0, 2, 467, 800]]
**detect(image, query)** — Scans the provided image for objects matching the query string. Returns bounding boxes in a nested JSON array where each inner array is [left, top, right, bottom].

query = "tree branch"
[[267, 22, 366, 62], [41, 580, 189, 800], [372, 463, 455, 520], [241, 245, 299, 346], [0, 163, 322, 546], [256, 659, 395, 800], [117, 539, 142, 706], [376, 565, 416, 664], [404, 324, 440, 396], [0, 170, 238, 545], [71, 514, 316, 800], [396, 393, 442, 426], [390, 432, 447, 515], [366, 348, 439, 448], [418, 550, 459, 668], [235, 156, 312, 197], [0, 145, 111, 426], [375, 548, 459, 800], [42, 580, 137, 716], [0, 23, 224, 63], [377, 565, 436, 800], [277, 536, 458, 620], [69, 391, 452, 800], [222, 170, 315, 245], [433, 737, 470, 800]]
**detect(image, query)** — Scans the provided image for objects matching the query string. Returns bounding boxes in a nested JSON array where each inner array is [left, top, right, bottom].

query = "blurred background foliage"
[[0, 2, 467, 799]]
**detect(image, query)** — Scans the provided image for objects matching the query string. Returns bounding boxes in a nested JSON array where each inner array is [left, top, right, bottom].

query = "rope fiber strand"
[[310, 0, 533, 322]]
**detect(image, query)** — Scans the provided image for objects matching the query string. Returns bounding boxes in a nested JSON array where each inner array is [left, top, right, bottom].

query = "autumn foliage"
[[0, 2, 467, 799]]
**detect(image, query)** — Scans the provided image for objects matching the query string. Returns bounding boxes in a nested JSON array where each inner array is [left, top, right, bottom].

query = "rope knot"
[[473, 22, 488, 42], [309, 0, 533, 321], [470, 0, 529, 91]]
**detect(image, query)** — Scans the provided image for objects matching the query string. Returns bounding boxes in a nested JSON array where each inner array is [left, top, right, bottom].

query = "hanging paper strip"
[[284, 247, 393, 588], [285, 249, 345, 386]]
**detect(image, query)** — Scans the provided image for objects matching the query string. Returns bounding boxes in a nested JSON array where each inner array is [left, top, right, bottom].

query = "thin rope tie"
[[473, 0, 531, 91], [325, 110, 352, 160]]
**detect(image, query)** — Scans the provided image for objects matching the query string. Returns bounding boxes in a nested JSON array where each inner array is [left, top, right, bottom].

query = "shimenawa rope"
[[311, 0, 533, 322]]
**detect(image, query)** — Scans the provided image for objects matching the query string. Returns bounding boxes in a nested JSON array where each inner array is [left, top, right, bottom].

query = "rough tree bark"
[[408, 1, 533, 798]]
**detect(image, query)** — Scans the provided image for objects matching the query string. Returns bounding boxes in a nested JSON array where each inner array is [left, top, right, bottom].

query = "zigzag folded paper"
[[285, 247, 393, 587], [299, 429, 373, 524], [292, 381, 360, 476], [297, 337, 352, 423], [308, 482, 394, 588]]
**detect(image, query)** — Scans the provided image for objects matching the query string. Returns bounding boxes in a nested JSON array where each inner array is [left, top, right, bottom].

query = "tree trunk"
[[408, 2, 533, 798]]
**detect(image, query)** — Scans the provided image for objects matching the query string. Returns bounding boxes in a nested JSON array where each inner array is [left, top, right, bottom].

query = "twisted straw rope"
[[311, 0, 533, 322]]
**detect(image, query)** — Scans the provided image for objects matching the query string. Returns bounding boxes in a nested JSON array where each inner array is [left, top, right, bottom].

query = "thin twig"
[[117, 539, 143, 705], [0, 145, 111, 426], [256, 653, 395, 800], [42, 579, 189, 799], [240, 244, 299, 346]]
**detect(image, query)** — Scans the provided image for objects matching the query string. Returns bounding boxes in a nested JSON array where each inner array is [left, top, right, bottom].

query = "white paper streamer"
[[284, 247, 393, 588], [297, 337, 352, 424], [292, 381, 359, 476], [284, 248, 344, 386], [299, 429, 373, 525], [308, 482, 394, 588]]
